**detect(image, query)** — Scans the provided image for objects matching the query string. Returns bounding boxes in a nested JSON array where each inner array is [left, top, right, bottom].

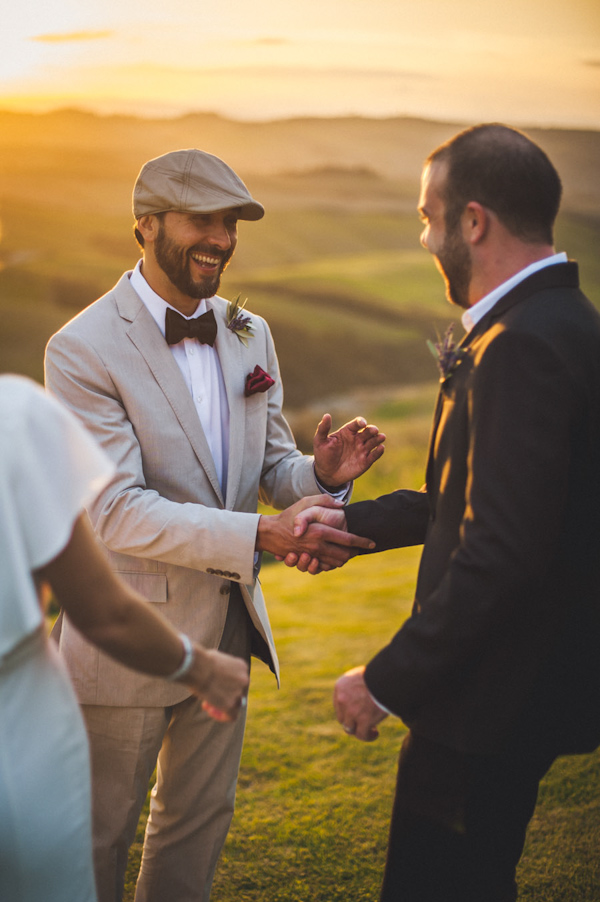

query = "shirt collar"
[[129, 259, 209, 336], [461, 252, 568, 333]]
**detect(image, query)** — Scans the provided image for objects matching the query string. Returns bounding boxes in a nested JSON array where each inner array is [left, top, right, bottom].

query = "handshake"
[[256, 413, 384, 573], [256, 494, 372, 574]]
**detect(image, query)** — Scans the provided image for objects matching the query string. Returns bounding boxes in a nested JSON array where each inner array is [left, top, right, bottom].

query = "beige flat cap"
[[133, 149, 264, 221]]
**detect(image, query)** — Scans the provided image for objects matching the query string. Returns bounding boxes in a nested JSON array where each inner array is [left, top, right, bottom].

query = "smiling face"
[[418, 161, 472, 309], [151, 209, 238, 308]]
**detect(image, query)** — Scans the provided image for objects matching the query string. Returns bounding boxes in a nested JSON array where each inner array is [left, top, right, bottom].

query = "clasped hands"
[[256, 414, 384, 573], [256, 493, 371, 572]]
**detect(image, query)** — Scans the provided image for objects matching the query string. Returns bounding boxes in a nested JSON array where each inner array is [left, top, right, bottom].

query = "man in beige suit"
[[45, 149, 383, 902]]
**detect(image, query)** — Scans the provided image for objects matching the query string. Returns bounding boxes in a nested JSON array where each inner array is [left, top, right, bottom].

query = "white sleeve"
[[3, 377, 115, 569]]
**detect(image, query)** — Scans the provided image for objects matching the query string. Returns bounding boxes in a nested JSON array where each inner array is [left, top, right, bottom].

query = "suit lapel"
[[423, 262, 580, 500], [114, 276, 225, 505], [424, 323, 473, 498], [209, 298, 246, 510]]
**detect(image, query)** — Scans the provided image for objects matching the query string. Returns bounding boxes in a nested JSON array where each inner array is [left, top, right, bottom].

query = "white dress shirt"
[[130, 259, 350, 506], [129, 260, 230, 496]]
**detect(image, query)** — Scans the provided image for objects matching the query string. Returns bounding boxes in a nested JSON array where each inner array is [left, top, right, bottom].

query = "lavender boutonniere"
[[427, 324, 466, 382], [226, 294, 254, 347]]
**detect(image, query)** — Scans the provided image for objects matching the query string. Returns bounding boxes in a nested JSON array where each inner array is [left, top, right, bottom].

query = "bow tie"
[[165, 307, 218, 347]]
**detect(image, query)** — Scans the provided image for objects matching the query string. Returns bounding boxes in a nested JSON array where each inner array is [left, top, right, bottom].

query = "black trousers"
[[380, 731, 555, 902]]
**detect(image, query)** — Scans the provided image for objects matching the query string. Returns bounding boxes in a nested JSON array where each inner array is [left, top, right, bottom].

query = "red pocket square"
[[245, 365, 275, 396]]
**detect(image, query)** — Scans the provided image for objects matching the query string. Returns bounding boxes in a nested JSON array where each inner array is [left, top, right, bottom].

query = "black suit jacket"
[[346, 263, 600, 756]]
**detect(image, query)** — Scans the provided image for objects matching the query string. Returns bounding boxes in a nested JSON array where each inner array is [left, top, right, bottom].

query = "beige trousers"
[[82, 588, 252, 902]]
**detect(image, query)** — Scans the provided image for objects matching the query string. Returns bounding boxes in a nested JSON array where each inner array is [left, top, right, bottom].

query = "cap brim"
[[135, 200, 264, 221]]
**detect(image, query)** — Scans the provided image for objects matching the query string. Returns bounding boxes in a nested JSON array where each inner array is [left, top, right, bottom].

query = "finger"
[[293, 501, 343, 536], [355, 723, 380, 742], [332, 530, 376, 550], [363, 430, 386, 448], [307, 557, 323, 575], [297, 494, 344, 513], [311, 546, 352, 568], [356, 423, 380, 441], [314, 413, 332, 441], [293, 513, 310, 537], [282, 552, 300, 566], [294, 553, 313, 572], [309, 526, 374, 550], [343, 416, 367, 435], [201, 701, 233, 722], [370, 443, 385, 459]]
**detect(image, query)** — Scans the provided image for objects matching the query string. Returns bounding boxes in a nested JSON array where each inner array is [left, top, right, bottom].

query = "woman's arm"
[[35, 513, 249, 720]]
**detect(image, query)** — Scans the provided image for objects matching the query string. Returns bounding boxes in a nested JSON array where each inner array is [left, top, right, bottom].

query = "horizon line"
[[0, 103, 598, 134]]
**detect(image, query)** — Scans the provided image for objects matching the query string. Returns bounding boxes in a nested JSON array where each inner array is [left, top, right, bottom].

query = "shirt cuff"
[[313, 464, 352, 503], [367, 689, 394, 717]]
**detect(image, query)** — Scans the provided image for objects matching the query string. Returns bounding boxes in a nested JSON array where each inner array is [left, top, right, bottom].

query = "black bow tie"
[[165, 307, 218, 347]]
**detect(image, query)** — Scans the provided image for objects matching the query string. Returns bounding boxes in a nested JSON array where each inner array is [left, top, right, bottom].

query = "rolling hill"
[[1, 109, 598, 409]]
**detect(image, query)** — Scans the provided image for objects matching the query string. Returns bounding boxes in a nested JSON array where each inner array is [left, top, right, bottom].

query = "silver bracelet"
[[166, 633, 194, 681]]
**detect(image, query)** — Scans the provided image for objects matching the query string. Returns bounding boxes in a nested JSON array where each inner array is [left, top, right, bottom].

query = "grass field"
[[122, 395, 600, 902], [123, 552, 600, 902]]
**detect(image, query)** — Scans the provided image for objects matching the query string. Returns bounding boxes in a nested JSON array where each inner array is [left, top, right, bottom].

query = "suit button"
[[231, 572, 241, 580], [220, 584, 231, 596], [214, 569, 224, 576], [206, 567, 215, 574]]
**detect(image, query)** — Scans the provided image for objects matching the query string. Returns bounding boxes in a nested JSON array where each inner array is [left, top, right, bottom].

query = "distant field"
[[2, 204, 598, 406], [1, 111, 599, 409]]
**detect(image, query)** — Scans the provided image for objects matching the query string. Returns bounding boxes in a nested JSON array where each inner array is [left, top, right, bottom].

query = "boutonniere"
[[226, 294, 254, 346], [245, 365, 275, 397], [427, 324, 466, 382]]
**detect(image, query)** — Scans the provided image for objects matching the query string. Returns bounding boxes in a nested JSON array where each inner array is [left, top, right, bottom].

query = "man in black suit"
[[291, 124, 600, 901]]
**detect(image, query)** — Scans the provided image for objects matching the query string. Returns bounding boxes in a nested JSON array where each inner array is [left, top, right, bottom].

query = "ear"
[[461, 202, 488, 245], [136, 214, 160, 245]]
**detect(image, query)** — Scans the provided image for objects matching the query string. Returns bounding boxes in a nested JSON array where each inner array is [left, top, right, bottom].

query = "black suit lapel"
[[423, 261, 579, 502]]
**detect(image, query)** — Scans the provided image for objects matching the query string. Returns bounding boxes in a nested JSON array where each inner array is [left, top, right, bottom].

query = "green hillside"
[[1, 110, 599, 410]]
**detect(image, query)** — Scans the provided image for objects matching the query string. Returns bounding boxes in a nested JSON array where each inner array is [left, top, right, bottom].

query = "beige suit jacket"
[[45, 272, 319, 706]]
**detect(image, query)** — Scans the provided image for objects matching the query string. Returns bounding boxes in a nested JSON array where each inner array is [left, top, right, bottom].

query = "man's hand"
[[190, 648, 250, 722], [333, 665, 388, 742], [313, 414, 385, 488], [256, 494, 374, 574], [276, 504, 350, 572]]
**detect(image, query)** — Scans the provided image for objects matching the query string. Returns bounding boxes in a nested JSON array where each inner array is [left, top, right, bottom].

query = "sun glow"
[[1, 0, 599, 126]]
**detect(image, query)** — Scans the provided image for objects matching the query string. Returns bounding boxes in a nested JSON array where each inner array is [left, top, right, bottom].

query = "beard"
[[436, 224, 472, 309], [154, 222, 233, 300]]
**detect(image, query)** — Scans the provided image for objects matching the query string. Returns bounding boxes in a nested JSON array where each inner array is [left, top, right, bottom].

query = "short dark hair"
[[133, 211, 166, 250], [427, 124, 562, 244]]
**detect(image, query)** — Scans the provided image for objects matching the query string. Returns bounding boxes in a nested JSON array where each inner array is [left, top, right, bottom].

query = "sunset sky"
[[2, 0, 599, 127]]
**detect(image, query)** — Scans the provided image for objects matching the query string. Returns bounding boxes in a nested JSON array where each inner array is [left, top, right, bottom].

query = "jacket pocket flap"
[[117, 571, 167, 603]]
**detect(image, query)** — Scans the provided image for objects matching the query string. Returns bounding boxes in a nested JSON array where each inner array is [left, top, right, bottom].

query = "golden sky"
[[2, 0, 599, 126]]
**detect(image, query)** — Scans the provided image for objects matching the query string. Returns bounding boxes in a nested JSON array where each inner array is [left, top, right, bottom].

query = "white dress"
[[0, 375, 113, 902]]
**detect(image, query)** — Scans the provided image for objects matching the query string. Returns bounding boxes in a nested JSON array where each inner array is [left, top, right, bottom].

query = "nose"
[[206, 221, 232, 251], [202, 213, 238, 253]]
